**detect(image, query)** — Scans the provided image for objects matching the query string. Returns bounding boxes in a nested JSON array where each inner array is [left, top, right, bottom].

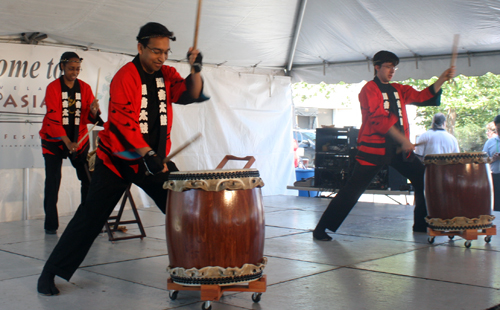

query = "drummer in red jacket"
[[39, 51, 103, 235], [313, 50, 455, 241], [37, 22, 208, 295]]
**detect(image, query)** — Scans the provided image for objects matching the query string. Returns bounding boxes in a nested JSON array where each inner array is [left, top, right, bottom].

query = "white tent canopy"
[[2, 0, 500, 222], [2, 0, 500, 83]]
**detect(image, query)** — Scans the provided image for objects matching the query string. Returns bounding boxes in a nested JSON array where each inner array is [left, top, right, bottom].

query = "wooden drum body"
[[424, 152, 495, 231], [164, 169, 266, 286]]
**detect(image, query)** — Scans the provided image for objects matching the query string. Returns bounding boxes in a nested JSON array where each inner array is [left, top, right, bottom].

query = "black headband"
[[137, 34, 176, 42]]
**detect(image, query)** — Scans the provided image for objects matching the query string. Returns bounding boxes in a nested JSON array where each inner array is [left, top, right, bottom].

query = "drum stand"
[[103, 184, 147, 242], [427, 226, 497, 248], [167, 275, 267, 310]]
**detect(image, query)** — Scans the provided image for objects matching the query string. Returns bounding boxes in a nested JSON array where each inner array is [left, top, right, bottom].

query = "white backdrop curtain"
[[0, 44, 295, 223]]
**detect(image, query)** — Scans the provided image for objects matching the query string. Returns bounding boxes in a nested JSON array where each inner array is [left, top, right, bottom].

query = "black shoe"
[[45, 229, 57, 235], [313, 229, 333, 241], [37, 270, 60, 296]]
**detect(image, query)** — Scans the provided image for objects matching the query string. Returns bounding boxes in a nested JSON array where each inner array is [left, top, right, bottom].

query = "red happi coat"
[[97, 62, 188, 178], [39, 77, 96, 155], [356, 80, 440, 166]]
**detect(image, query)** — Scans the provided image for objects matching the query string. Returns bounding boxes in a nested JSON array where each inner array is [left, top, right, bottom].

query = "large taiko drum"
[[164, 167, 266, 286], [424, 152, 495, 231]]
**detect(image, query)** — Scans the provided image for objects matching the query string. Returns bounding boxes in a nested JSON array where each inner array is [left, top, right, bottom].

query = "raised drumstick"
[[449, 34, 459, 83], [193, 0, 203, 50], [450, 34, 460, 68]]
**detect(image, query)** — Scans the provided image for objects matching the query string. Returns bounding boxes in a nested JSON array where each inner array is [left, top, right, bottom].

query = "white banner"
[[0, 43, 132, 168]]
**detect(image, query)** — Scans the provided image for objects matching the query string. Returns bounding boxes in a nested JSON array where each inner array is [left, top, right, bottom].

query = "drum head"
[[164, 169, 264, 192]]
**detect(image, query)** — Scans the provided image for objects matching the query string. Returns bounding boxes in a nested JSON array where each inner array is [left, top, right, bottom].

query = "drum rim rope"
[[425, 215, 495, 231], [424, 152, 488, 165], [167, 258, 267, 286]]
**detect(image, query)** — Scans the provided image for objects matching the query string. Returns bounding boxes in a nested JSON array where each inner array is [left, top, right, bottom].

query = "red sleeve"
[[161, 66, 187, 103], [103, 63, 149, 153], [40, 80, 66, 139], [396, 84, 434, 105], [358, 81, 398, 136]]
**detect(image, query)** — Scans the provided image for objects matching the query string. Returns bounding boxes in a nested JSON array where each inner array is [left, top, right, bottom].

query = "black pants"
[[317, 152, 427, 232], [43, 152, 90, 231], [43, 155, 174, 281], [492, 173, 500, 212]]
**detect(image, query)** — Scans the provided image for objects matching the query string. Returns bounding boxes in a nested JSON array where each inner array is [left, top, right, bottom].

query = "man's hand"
[[143, 150, 168, 175], [492, 153, 500, 162], [90, 99, 99, 116], [400, 140, 415, 154], [187, 48, 202, 73]]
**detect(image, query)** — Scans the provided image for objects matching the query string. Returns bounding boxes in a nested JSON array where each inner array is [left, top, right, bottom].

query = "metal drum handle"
[[216, 155, 255, 169]]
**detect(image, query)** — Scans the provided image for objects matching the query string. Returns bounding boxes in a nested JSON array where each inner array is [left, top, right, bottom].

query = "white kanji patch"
[[62, 100, 69, 108], [75, 110, 81, 117], [156, 78, 165, 88], [75, 100, 81, 108], [159, 102, 167, 113], [140, 122, 148, 134], [160, 114, 167, 126], [62, 110, 69, 117], [142, 84, 147, 95], [394, 92, 400, 99], [158, 89, 166, 101], [63, 118, 69, 125], [62, 92, 68, 99], [75, 93, 81, 100], [141, 97, 148, 108], [139, 110, 148, 121], [75, 118, 80, 125]]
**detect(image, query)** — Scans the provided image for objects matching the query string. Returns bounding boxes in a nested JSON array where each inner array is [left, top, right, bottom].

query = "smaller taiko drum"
[[164, 168, 266, 286], [424, 152, 495, 231]]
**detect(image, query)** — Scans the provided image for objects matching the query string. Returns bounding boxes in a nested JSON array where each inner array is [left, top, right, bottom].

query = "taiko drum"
[[164, 169, 266, 286], [424, 152, 494, 231]]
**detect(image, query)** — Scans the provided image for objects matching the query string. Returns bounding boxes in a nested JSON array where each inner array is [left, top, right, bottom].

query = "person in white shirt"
[[415, 113, 460, 159], [483, 115, 500, 211], [486, 121, 497, 139]]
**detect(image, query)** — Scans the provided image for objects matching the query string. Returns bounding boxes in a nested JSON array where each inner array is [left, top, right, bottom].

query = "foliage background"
[[403, 73, 500, 151]]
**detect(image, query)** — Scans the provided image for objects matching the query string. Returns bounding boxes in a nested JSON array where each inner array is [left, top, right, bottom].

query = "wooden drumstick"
[[450, 34, 460, 68], [396, 142, 424, 154], [145, 132, 202, 175], [77, 123, 98, 146], [95, 68, 101, 95], [193, 0, 203, 50], [449, 34, 459, 83], [163, 132, 202, 164]]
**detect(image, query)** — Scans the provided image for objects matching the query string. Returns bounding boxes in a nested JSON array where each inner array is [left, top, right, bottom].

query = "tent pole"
[[286, 0, 308, 73]]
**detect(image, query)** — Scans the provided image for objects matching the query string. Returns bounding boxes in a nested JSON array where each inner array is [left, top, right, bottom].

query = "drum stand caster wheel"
[[485, 235, 492, 243], [169, 290, 178, 300], [427, 237, 435, 244], [202, 301, 212, 310], [252, 292, 262, 303], [465, 240, 472, 248]]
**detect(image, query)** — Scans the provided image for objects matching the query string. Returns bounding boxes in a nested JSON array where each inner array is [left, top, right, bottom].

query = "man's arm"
[[387, 126, 414, 153], [187, 48, 203, 99]]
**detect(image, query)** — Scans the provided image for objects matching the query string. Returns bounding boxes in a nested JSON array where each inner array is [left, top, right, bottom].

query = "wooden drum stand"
[[427, 226, 497, 248]]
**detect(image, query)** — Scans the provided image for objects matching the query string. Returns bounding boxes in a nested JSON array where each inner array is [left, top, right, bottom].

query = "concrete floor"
[[1, 194, 500, 310]]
